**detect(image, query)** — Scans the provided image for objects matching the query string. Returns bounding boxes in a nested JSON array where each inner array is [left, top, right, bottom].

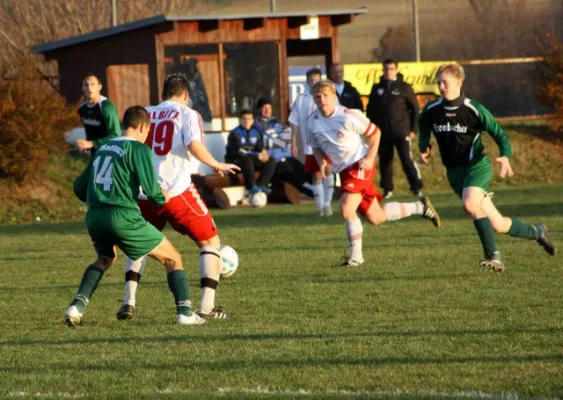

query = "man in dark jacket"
[[225, 109, 277, 194], [329, 63, 364, 111], [366, 58, 423, 198]]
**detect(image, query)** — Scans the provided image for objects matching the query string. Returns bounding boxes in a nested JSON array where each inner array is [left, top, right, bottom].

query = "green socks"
[[473, 217, 498, 257], [167, 269, 193, 316], [508, 217, 541, 240], [70, 265, 105, 313]]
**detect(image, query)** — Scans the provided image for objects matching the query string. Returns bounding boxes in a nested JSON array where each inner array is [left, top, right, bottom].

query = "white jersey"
[[144, 100, 204, 197], [306, 105, 379, 173], [288, 90, 317, 155]]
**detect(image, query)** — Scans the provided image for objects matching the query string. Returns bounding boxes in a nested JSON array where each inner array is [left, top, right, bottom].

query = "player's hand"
[[291, 144, 298, 158], [358, 157, 374, 171], [76, 139, 94, 150], [419, 151, 430, 165], [213, 163, 240, 177], [409, 132, 416, 140], [161, 189, 170, 203], [496, 156, 514, 178]]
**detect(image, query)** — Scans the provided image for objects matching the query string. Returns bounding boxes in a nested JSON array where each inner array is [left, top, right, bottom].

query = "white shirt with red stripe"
[[144, 100, 204, 197], [306, 105, 379, 173], [288, 90, 318, 155]]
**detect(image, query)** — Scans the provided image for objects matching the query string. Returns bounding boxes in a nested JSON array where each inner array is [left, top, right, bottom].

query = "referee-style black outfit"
[[366, 75, 422, 196]]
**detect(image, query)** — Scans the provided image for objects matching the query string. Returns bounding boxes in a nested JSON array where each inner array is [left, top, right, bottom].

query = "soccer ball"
[[250, 192, 267, 208], [219, 245, 239, 278]]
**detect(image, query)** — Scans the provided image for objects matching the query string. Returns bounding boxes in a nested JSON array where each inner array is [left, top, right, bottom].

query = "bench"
[[191, 173, 303, 209]]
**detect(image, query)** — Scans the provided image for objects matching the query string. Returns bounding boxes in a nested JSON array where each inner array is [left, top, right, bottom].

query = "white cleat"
[[64, 306, 83, 327], [323, 206, 333, 216], [177, 313, 206, 325]]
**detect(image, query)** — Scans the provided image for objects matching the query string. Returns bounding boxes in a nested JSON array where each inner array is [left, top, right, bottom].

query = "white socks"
[[199, 245, 221, 314], [345, 218, 363, 261], [123, 256, 147, 306], [313, 181, 324, 212], [323, 175, 334, 209], [383, 201, 424, 222]]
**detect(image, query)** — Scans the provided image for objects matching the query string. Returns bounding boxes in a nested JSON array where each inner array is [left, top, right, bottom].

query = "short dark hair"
[[122, 106, 150, 129], [239, 109, 254, 118], [256, 97, 272, 110], [83, 73, 102, 83], [306, 68, 322, 79], [383, 58, 398, 67], [162, 73, 189, 100]]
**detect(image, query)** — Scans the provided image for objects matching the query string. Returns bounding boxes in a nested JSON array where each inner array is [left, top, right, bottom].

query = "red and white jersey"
[[288, 90, 318, 155], [144, 100, 204, 197], [306, 105, 379, 173]]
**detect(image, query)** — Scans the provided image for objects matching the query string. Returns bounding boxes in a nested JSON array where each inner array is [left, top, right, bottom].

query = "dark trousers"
[[378, 135, 423, 194], [234, 155, 277, 190], [273, 157, 313, 198]]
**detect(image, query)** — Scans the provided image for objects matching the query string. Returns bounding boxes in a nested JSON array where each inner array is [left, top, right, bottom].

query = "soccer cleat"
[[116, 304, 135, 320], [479, 251, 505, 272], [197, 306, 231, 320], [177, 313, 206, 325], [341, 257, 364, 267], [317, 209, 325, 217], [383, 191, 393, 200], [64, 306, 83, 327], [420, 197, 441, 228], [415, 191, 423, 197], [323, 206, 333, 216], [536, 223, 557, 256]]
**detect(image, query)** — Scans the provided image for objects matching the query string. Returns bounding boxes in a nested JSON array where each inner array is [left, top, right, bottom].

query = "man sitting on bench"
[[225, 109, 277, 195]]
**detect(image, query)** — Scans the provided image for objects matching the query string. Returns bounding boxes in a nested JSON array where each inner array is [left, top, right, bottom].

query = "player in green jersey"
[[418, 64, 556, 272], [64, 105, 205, 326]]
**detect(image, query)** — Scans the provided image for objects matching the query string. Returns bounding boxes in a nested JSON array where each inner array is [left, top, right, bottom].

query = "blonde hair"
[[436, 64, 466, 82], [311, 79, 336, 94]]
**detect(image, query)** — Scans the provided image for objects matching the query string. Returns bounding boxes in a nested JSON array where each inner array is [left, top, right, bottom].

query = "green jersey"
[[78, 96, 121, 152], [74, 137, 165, 210]]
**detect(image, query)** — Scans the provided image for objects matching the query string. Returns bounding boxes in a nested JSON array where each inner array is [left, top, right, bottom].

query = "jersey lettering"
[[92, 156, 114, 191], [146, 120, 174, 155]]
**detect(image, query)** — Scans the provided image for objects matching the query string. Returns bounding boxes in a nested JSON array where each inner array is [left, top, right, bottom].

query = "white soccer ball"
[[220, 245, 239, 278], [250, 192, 268, 208]]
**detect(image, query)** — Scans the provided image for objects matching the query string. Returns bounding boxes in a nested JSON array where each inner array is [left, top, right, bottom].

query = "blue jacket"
[[225, 125, 264, 162]]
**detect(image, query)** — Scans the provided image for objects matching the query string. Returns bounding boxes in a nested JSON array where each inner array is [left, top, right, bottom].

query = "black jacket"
[[336, 80, 364, 112], [366, 75, 419, 137]]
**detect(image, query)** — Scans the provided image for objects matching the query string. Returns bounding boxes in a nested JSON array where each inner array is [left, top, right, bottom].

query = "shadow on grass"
[[2, 326, 563, 349]]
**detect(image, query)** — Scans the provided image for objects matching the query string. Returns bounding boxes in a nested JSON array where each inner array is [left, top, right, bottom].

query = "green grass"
[[0, 185, 562, 399]]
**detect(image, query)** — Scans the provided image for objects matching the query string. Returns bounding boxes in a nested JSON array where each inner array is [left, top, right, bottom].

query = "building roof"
[[31, 7, 367, 54]]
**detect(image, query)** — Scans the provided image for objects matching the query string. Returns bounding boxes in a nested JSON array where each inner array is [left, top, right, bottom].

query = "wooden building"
[[32, 8, 367, 132]]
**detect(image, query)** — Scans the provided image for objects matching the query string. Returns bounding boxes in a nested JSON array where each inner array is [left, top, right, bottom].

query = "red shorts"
[[138, 184, 218, 242], [304, 154, 332, 174], [339, 162, 383, 216]]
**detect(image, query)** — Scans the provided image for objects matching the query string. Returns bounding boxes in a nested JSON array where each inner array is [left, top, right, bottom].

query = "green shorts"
[[446, 156, 493, 198], [85, 207, 164, 260]]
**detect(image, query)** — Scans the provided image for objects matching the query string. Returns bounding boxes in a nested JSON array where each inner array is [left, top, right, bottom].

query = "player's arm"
[[417, 107, 432, 164], [73, 160, 93, 203], [133, 145, 166, 206], [288, 99, 300, 157], [354, 113, 380, 170], [475, 102, 513, 178], [93, 101, 121, 150]]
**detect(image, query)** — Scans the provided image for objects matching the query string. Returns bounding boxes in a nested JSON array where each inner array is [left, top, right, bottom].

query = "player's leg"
[[395, 136, 423, 196], [340, 191, 365, 266], [481, 194, 556, 256], [378, 137, 394, 199], [323, 163, 335, 216], [305, 155, 324, 215], [380, 197, 440, 227], [117, 200, 167, 320], [167, 185, 228, 320]]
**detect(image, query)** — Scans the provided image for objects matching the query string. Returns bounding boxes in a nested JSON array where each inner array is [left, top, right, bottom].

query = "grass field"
[[0, 185, 562, 399]]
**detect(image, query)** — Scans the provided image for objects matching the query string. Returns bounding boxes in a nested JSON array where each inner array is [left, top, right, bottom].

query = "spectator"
[[254, 97, 313, 197], [366, 58, 422, 199], [76, 73, 121, 156], [225, 109, 277, 195], [329, 63, 364, 111]]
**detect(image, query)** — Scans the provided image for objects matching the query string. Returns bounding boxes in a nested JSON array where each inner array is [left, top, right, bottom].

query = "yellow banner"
[[344, 62, 453, 95]]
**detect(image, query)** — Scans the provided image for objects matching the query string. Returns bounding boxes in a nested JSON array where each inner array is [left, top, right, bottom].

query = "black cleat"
[[420, 197, 441, 228], [116, 304, 135, 320], [536, 223, 556, 256], [197, 306, 230, 320], [479, 251, 505, 273]]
